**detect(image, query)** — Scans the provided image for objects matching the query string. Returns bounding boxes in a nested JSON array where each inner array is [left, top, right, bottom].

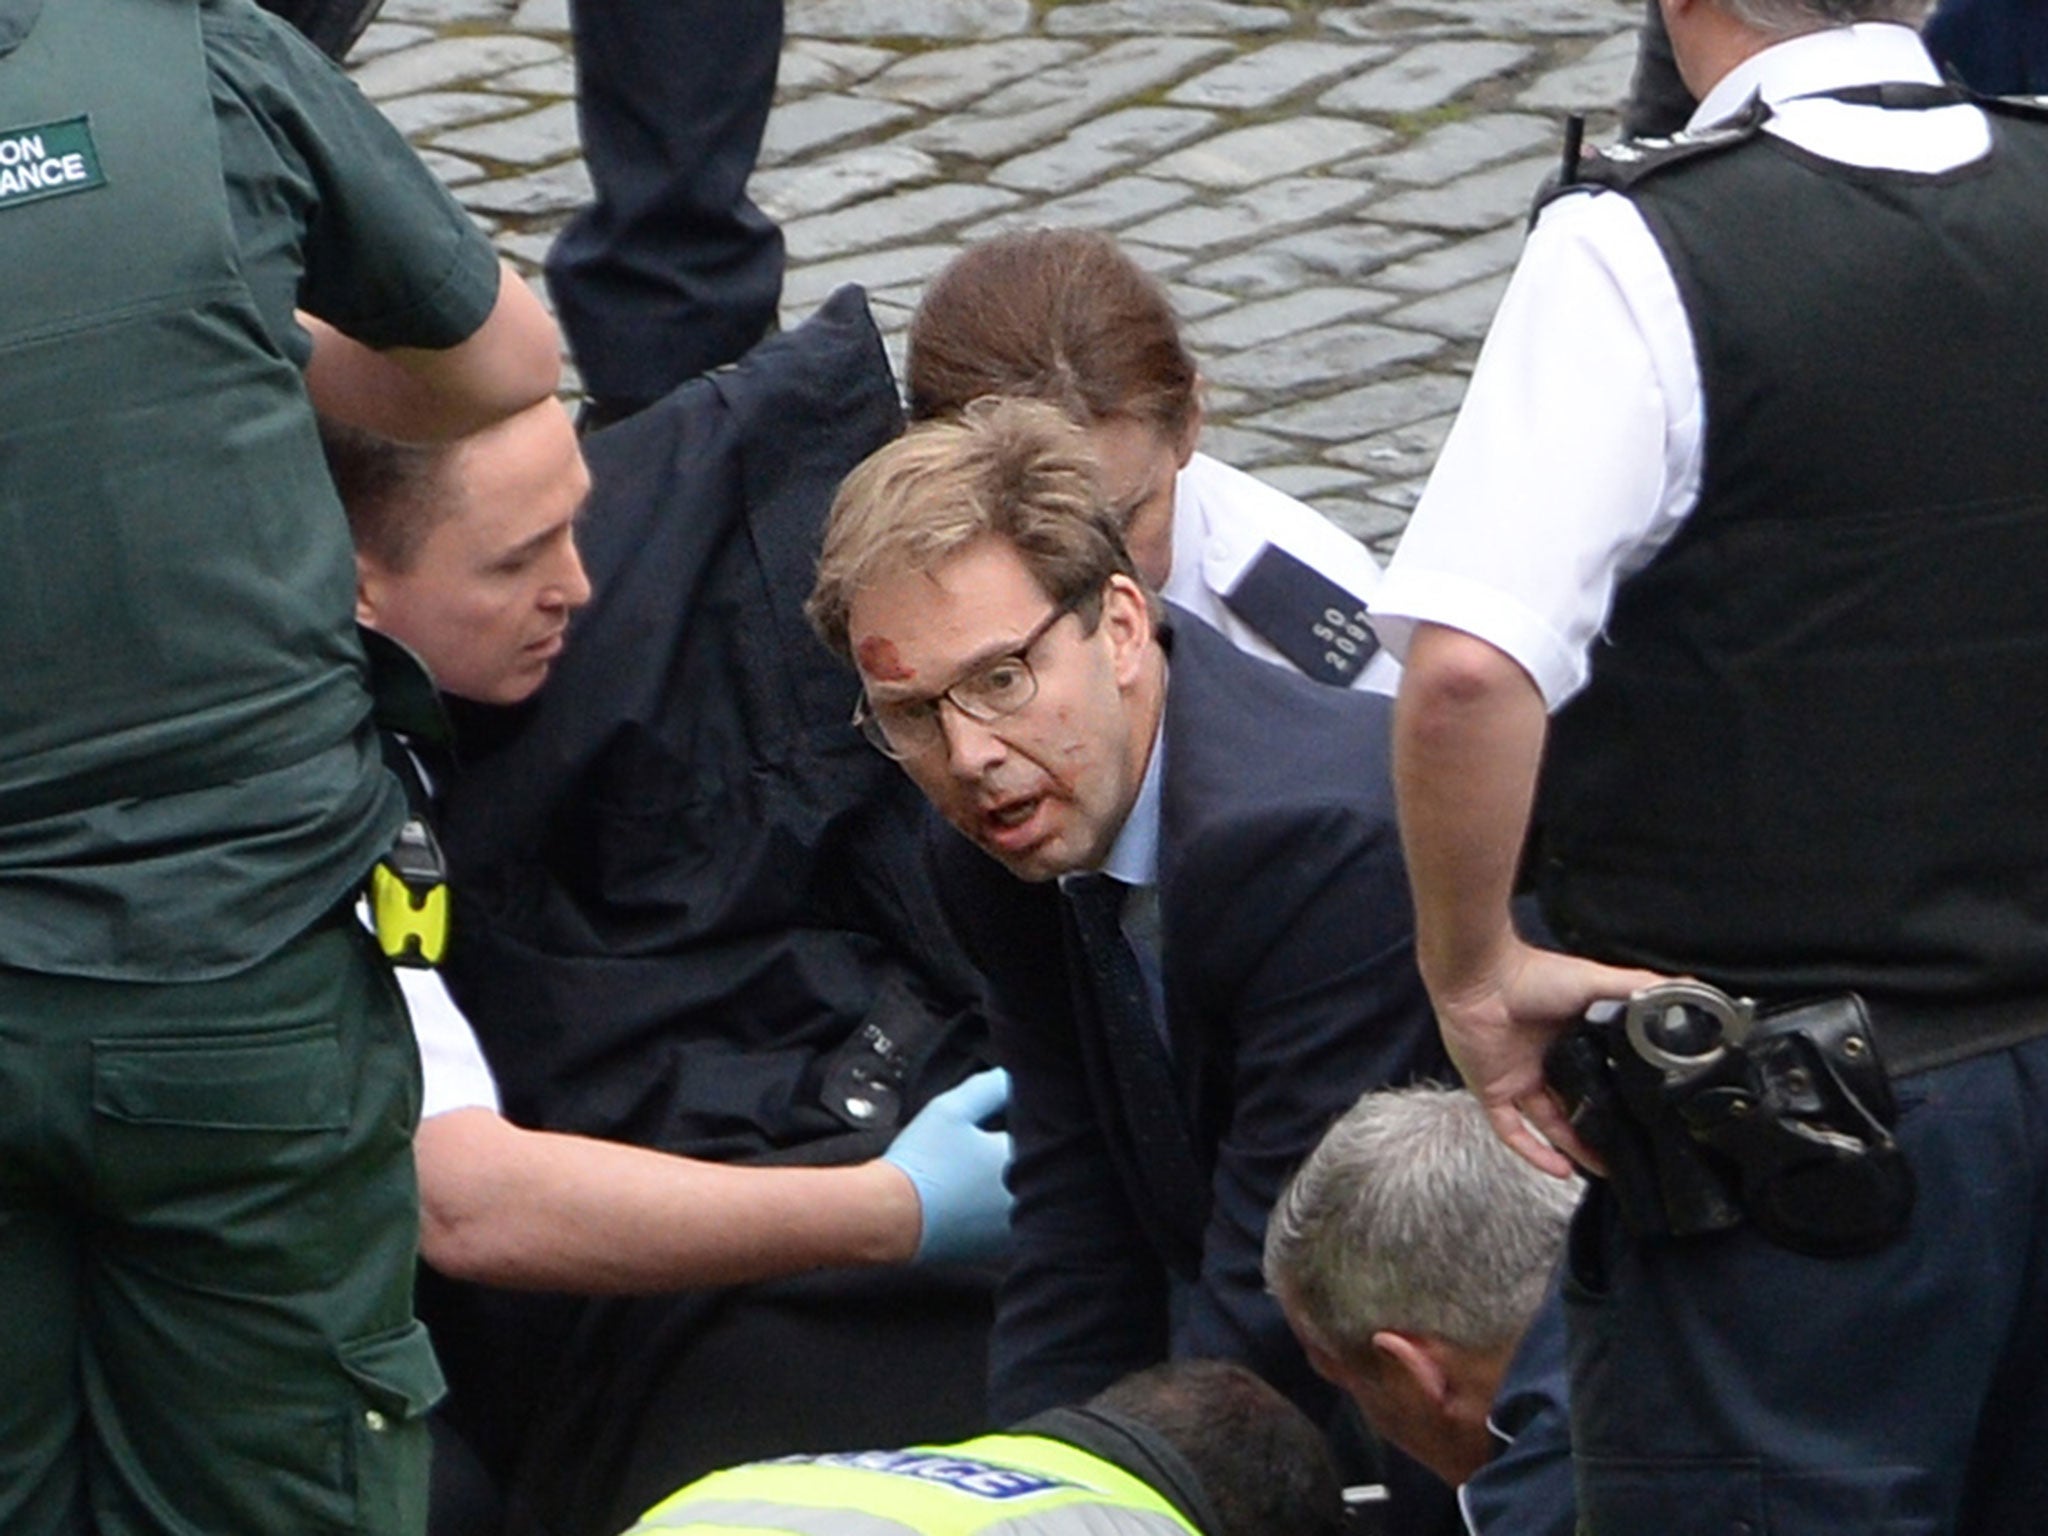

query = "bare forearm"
[[416, 1110, 920, 1292], [1392, 623, 1667, 1172], [303, 262, 560, 443], [1393, 623, 1549, 1002]]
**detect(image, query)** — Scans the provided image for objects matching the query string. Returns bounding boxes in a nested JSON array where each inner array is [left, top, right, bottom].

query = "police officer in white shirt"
[[906, 227, 1397, 697], [1374, 3, 2048, 1531]]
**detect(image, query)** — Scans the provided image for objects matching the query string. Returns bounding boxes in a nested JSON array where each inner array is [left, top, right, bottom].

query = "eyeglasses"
[[853, 592, 1090, 760]]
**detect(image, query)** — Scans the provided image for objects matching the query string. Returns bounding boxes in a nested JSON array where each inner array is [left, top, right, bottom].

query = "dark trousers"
[[546, 2, 786, 409], [0, 916, 431, 1535], [1564, 1034, 2048, 1534]]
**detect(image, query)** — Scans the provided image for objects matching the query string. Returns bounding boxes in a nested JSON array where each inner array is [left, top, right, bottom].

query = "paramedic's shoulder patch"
[[0, 115, 104, 212]]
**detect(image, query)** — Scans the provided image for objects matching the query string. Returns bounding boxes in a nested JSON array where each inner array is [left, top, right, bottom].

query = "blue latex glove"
[[881, 1067, 1014, 1266]]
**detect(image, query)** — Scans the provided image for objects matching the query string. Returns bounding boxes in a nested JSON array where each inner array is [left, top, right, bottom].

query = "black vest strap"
[[1791, 79, 2048, 123], [1530, 96, 1768, 224], [1534, 81, 2048, 226], [1014, 1406, 1218, 1536], [1793, 81, 1966, 109]]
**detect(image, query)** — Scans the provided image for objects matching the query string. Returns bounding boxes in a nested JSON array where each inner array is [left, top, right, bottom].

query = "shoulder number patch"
[[1221, 543, 1378, 687], [0, 116, 105, 212]]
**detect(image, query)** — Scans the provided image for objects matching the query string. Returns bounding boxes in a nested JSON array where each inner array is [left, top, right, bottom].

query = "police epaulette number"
[[1221, 543, 1378, 688]]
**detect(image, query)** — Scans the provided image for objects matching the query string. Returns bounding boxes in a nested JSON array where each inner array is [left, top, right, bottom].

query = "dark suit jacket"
[[934, 610, 1449, 1424]]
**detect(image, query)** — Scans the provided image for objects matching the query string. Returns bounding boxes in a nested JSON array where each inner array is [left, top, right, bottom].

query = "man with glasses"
[[807, 398, 1449, 1504]]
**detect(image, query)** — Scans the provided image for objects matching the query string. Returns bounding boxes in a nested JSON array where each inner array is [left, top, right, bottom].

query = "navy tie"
[[1063, 873, 1207, 1256]]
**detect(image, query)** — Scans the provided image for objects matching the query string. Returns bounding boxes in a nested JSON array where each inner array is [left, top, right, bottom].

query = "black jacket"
[[438, 282, 991, 1158], [420, 290, 1001, 1536]]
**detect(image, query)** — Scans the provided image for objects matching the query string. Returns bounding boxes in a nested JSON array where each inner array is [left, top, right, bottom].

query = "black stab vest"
[[1536, 106, 2048, 1004]]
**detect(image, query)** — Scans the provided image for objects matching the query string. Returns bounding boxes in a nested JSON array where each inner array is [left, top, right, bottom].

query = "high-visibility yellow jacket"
[[625, 1433, 1203, 1536]]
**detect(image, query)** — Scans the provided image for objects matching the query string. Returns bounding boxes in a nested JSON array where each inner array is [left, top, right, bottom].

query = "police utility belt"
[[1545, 982, 1914, 1258]]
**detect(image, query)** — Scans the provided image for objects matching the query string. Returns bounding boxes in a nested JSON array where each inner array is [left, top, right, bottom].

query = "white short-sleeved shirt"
[[1164, 451, 1403, 696], [359, 900, 501, 1120], [1369, 24, 1990, 710], [401, 965, 502, 1120]]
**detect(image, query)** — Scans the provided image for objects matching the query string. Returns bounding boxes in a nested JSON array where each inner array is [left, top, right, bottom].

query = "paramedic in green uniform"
[[0, 0, 559, 1532]]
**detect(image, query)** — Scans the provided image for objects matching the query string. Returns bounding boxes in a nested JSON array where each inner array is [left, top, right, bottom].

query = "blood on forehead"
[[856, 634, 915, 683]]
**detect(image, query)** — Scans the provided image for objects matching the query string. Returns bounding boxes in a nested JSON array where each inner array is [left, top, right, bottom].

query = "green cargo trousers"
[[0, 913, 441, 1535]]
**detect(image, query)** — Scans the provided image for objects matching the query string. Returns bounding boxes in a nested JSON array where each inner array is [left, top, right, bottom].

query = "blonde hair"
[[808, 396, 1140, 661]]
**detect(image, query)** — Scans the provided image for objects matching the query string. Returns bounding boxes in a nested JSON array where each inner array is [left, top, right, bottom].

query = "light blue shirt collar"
[[1097, 709, 1165, 889]]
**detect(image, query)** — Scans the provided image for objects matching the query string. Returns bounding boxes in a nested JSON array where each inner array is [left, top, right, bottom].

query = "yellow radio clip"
[[370, 817, 450, 967]]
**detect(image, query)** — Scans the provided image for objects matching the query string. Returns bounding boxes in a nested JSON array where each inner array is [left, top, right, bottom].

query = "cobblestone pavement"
[[350, 0, 1646, 555]]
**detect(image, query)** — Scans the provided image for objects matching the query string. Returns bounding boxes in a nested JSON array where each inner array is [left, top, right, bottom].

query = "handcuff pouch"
[[1670, 994, 1913, 1257], [1545, 991, 1914, 1256], [1545, 1021, 1743, 1239]]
